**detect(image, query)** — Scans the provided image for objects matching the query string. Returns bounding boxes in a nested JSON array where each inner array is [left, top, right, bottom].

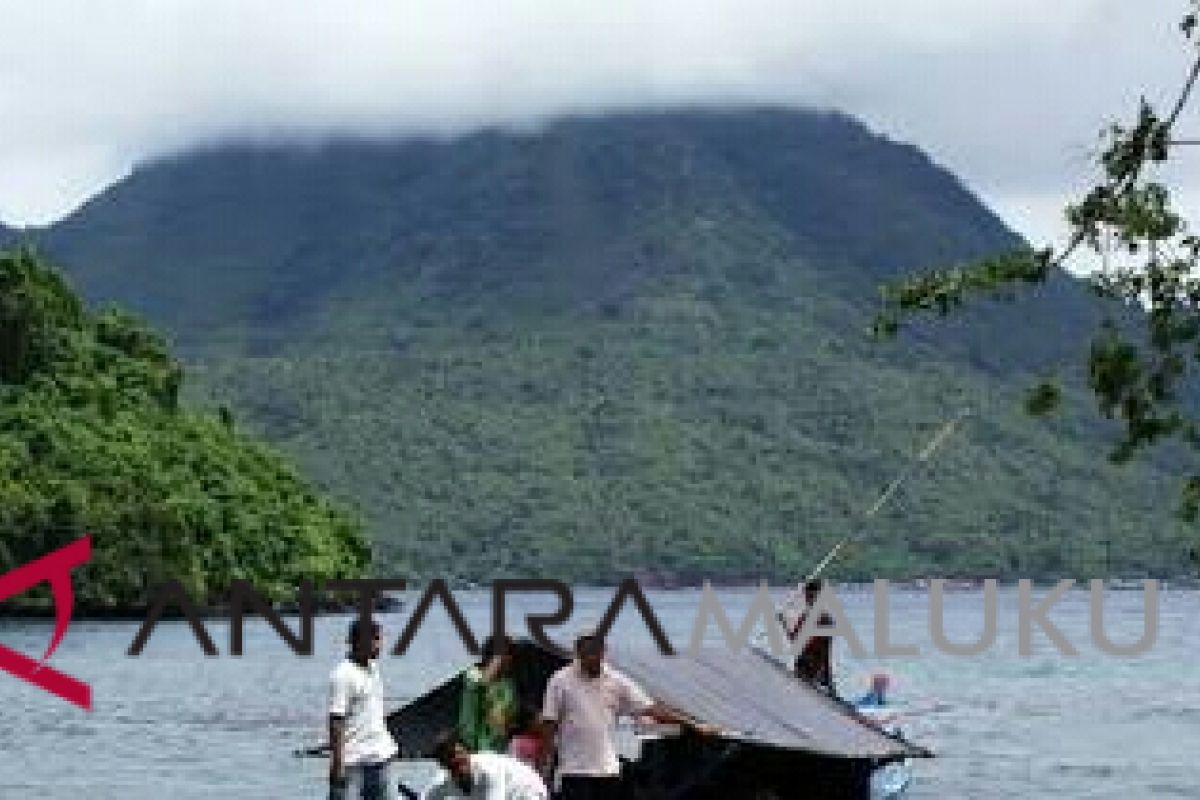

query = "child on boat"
[[506, 706, 548, 778]]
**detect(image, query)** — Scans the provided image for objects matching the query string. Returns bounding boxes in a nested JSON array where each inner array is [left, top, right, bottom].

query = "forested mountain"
[[21, 108, 1194, 581]]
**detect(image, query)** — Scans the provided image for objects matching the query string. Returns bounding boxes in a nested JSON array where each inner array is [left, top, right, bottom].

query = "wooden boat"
[[386, 639, 930, 799]]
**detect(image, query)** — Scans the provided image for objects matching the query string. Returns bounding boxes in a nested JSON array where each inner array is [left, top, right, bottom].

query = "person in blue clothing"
[[854, 671, 913, 797], [855, 671, 891, 708], [854, 672, 901, 729]]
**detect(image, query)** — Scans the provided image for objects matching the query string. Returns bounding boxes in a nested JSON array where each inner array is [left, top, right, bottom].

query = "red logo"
[[0, 536, 92, 709]]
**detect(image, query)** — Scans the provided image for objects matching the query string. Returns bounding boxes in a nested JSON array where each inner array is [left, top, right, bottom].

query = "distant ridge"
[[39, 111, 1013, 329], [22, 107, 1191, 580]]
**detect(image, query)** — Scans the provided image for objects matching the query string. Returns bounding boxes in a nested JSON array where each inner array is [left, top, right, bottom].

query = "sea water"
[[0, 586, 1195, 798]]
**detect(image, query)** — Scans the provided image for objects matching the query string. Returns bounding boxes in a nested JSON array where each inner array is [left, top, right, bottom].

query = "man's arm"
[[327, 667, 351, 787], [781, 610, 808, 640], [538, 716, 558, 740], [617, 672, 719, 735], [538, 674, 562, 774], [642, 702, 720, 735], [328, 714, 347, 786]]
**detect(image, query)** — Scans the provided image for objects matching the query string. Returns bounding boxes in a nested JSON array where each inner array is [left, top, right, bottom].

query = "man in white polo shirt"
[[540, 629, 711, 800], [329, 618, 399, 800]]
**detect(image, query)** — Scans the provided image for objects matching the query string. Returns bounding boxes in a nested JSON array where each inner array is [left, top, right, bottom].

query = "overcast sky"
[[3, 1, 1199, 251]]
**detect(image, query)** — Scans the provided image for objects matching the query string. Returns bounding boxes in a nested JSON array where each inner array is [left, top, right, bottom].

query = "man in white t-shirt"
[[540, 629, 713, 800], [329, 618, 399, 800], [421, 732, 548, 800]]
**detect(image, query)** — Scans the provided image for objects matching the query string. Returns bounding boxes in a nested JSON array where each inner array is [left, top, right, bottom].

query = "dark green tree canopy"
[[0, 248, 369, 611]]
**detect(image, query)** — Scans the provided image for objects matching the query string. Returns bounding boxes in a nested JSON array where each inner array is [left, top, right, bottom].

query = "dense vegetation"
[[882, 4, 1200, 526], [0, 249, 369, 611], [188, 270, 1193, 583], [24, 108, 1198, 583]]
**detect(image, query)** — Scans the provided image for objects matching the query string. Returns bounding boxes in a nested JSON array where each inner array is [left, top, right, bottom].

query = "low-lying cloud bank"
[[2, 0, 1196, 246]]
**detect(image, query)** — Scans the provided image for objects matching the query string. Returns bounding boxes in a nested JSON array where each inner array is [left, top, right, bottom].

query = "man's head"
[[479, 634, 515, 671], [348, 618, 382, 662], [575, 629, 605, 678], [804, 579, 825, 606], [432, 731, 473, 786]]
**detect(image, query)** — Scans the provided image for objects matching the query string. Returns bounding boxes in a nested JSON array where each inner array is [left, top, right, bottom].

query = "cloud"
[[2, 0, 1198, 239]]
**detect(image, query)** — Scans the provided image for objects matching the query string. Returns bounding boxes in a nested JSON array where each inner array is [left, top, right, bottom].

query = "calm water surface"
[[1, 586, 1195, 798]]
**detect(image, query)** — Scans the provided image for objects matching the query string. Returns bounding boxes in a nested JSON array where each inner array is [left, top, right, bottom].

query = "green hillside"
[[27, 108, 1197, 582], [0, 249, 368, 610]]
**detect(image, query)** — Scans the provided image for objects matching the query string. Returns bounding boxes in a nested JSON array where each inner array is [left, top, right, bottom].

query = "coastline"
[[0, 594, 406, 621], [3, 574, 1191, 621]]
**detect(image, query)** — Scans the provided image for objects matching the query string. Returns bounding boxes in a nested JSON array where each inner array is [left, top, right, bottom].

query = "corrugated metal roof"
[[612, 647, 929, 760], [388, 640, 930, 762]]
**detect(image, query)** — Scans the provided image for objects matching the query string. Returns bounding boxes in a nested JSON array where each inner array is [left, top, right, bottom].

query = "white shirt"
[[328, 657, 398, 766], [421, 752, 548, 800], [541, 662, 654, 777]]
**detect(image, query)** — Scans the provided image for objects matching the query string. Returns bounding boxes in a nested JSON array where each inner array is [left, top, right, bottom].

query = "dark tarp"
[[387, 640, 929, 762]]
